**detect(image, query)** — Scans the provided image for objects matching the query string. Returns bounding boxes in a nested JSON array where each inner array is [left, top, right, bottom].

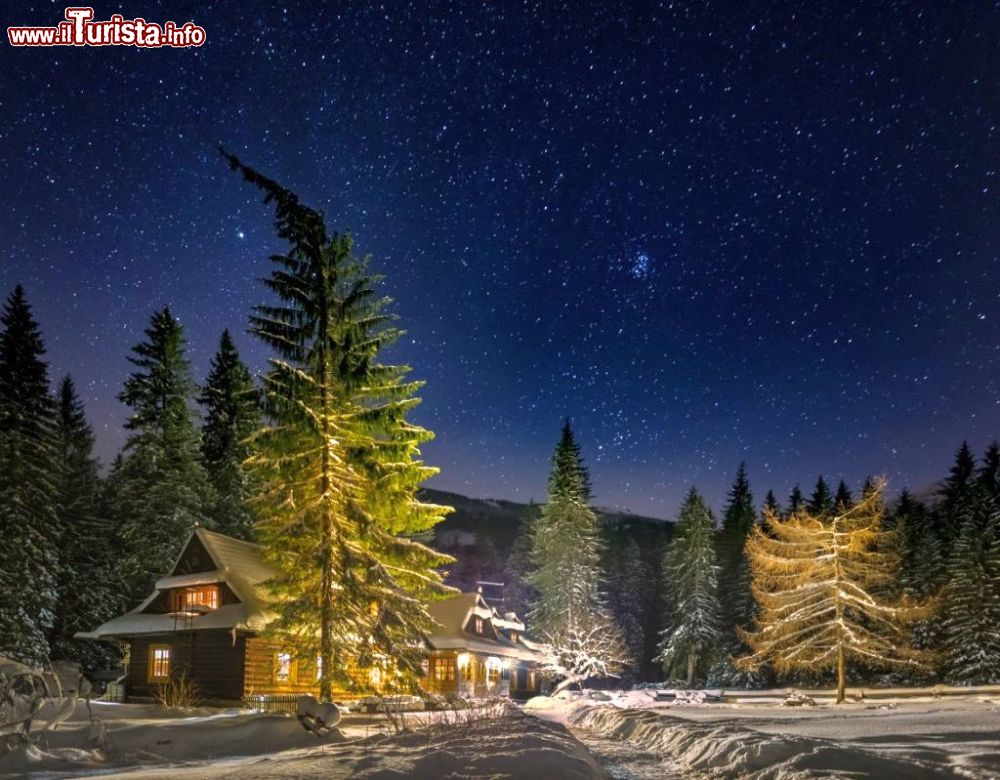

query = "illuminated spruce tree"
[[739, 480, 928, 702], [528, 422, 627, 692], [225, 151, 453, 701]]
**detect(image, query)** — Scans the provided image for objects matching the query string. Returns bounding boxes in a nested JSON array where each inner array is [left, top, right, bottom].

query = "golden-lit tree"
[[224, 151, 454, 701], [739, 479, 929, 702]]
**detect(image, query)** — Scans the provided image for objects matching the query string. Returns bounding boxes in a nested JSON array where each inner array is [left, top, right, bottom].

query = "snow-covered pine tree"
[[807, 475, 834, 516], [528, 422, 626, 691], [655, 487, 722, 686], [199, 330, 261, 540], [717, 464, 755, 641], [224, 151, 453, 701], [894, 489, 943, 673], [941, 485, 1000, 684], [110, 307, 213, 601], [937, 442, 976, 556], [0, 286, 59, 665], [49, 376, 121, 668], [739, 480, 928, 702]]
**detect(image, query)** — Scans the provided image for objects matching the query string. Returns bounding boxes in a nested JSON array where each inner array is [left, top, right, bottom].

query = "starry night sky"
[[2, 2, 998, 517]]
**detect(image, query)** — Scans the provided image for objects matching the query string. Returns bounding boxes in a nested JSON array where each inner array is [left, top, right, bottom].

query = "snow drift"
[[567, 705, 953, 779]]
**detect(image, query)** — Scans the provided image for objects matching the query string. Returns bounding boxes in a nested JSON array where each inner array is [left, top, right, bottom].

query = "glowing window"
[[487, 665, 500, 684], [432, 658, 455, 681], [474, 617, 484, 634], [148, 644, 171, 681], [172, 585, 219, 611], [510, 631, 519, 643], [276, 652, 293, 682]]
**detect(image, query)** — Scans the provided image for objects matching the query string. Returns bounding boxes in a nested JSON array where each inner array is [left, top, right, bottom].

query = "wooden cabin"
[[80, 528, 543, 704], [422, 591, 544, 699]]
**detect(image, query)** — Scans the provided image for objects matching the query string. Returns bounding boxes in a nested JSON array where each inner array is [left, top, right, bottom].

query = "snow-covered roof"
[[425, 592, 543, 662], [79, 528, 278, 640], [77, 604, 271, 639], [154, 570, 225, 590]]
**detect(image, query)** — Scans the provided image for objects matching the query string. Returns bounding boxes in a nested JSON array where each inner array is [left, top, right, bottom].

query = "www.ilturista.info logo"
[[8, 7, 206, 48]]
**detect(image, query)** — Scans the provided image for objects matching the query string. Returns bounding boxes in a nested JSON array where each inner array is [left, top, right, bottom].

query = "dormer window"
[[475, 617, 484, 634], [510, 630, 519, 643], [171, 585, 219, 612]]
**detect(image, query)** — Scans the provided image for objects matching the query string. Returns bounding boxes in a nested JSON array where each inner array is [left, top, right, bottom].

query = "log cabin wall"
[[125, 630, 246, 703]]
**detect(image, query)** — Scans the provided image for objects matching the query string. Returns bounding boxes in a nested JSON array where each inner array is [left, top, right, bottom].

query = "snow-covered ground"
[[6, 691, 1000, 779], [527, 689, 1000, 779], [0, 700, 605, 779]]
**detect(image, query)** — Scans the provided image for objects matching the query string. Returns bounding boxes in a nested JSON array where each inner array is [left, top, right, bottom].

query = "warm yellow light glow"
[[369, 666, 382, 686], [486, 655, 501, 669], [456, 652, 471, 668]]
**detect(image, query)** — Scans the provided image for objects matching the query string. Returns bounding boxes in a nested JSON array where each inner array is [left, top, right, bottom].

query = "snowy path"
[[567, 723, 686, 780]]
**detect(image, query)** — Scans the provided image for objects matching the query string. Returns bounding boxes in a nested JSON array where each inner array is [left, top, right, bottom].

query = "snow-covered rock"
[[296, 695, 341, 736]]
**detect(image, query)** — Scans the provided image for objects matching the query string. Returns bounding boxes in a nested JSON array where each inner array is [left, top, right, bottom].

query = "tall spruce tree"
[[808, 475, 834, 516], [787, 485, 804, 516], [225, 151, 453, 701], [199, 330, 261, 540], [528, 422, 626, 690], [979, 442, 1000, 500], [834, 479, 853, 510], [49, 376, 120, 668], [895, 489, 943, 666], [655, 487, 722, 686], [941, 485, 1000, 683], [763, 490, 780, 517], [110, 307, 213, 600], [0, 286, 59, 664], [717, 463, 755, 640], [938, 442, 976, 555]]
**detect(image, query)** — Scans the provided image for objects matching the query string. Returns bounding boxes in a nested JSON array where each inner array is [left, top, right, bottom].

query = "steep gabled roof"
[[188, 528, 276, 614], [78, 527, 277, 640], [425, 592, 542, 661]]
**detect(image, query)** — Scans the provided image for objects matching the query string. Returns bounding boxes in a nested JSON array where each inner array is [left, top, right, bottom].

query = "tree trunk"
[[836, 643, 846, 704], [318, 267, 333, 704], [686, 649, 696, 687]]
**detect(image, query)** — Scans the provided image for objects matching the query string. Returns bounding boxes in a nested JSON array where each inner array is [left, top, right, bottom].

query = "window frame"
[[275, 651, 297, 683], [147, 643, 172, 682], [170, 584, 220, 612], [432, 657, 455, 682]]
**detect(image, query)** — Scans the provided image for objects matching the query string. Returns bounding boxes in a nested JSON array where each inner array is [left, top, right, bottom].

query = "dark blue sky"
[[2, 1, 998, 517]]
